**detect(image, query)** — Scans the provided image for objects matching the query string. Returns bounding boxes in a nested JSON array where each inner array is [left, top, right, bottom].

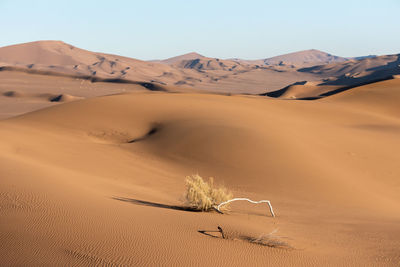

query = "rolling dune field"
[[1, 78, 400, 265]]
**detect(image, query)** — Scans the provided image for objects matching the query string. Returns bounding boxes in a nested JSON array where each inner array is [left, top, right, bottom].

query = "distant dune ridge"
[[230, 49, 348, 67], [259, 49, 348, 67], [155, 52, 205, 64], [0, 40, 399, 101], [1, 40, 399, 98], [0, 40, 175, 82], [0, 41, 324, 93]]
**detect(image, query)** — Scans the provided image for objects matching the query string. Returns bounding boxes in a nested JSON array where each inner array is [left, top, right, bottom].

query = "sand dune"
[[0, 70, 159, 119], [1, 79, 400, 265], [323, 78, 400, 117], [2, 90, 81, 102], [299, 54, 399, 77], [0, 41, 326, 93], [3, 41, 398, 96], [262, 81, 339, 99], [265, 54, 400, 99], [155, 52, 205, 64], [172, 57, 247, 71], [299, 54, 400, 86], [0, 40, 177, 84], [232, 49, 348, 68], [262, 49, 348, 67]]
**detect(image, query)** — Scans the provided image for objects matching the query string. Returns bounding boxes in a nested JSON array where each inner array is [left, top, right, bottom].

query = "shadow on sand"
[[112, 197, 201, 212], [198, 226, 225, 239]]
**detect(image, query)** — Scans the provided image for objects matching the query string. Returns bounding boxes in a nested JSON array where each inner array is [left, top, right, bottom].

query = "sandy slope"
[[1, 79, 400, 265]]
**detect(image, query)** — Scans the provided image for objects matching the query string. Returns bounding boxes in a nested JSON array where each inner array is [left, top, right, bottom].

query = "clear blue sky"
[[1, 0, 399, 60]]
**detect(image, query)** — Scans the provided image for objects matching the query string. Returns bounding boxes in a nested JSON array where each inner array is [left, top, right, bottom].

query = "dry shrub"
[[185, 174, 232, 211]]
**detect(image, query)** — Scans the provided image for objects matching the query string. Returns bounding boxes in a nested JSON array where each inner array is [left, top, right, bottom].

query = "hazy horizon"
[[1, 0, 399, 60]]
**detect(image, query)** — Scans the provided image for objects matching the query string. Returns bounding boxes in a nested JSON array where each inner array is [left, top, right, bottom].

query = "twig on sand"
[[215, 198, 275, 217], [198, 226, 226, 239], [218, 226, 225, 239]]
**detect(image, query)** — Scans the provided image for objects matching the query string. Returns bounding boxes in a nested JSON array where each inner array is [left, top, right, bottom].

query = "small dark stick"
[[218, 226, 225, 239]]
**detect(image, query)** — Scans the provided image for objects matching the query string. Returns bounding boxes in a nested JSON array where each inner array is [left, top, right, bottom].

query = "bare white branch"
[[216, 198, 275, 217]]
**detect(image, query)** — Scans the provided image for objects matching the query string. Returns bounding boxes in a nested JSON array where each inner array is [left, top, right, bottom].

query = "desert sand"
[[1, 42, 400, 266]]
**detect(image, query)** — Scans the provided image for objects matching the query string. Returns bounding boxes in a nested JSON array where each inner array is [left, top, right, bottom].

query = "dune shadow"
[[127, 125, 161, 143], [112, 197, 201, 212]]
